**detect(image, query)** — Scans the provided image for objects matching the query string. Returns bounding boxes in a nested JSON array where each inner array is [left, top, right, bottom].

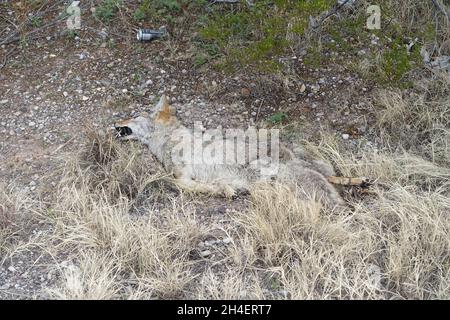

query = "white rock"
[[0, 284, 10, 290], [299, 84, 306, 93], [222, 237, 232, 244], [342, 134, 350, 140], [200, 250, 212, 257]]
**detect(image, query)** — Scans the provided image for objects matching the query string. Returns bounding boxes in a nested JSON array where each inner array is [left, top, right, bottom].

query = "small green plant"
[[95, 0, 123, 23], [268, 112, 288, 124], [157, 0, 181, 12], [383, 38, 422, 82], [132, 72, 142, 82], [64, 29, 78, 40], [107, 39, 116, 49], [133, 0, 151, 22], [193, 54, 208, 67], [133, 8, 146, 22], [30, 16, 43, 28], [197, 0, 335, 72]]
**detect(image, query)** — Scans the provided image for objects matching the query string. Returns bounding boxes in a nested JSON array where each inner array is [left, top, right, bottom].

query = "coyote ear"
[[155, 95, 169, 111], [154, 95, 176, 123]]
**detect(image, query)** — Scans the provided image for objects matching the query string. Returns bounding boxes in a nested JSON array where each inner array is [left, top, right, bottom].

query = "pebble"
[[299, 84, 306, 93], [241, 88, 251, 97], [222, 237, 232, 244], [0, 284, 10, 290], [200, 250, 212, 257], [342, 134, 350, 140]]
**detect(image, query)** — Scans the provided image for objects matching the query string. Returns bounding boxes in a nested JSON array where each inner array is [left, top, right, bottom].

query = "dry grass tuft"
[[373, 73, 450, 165], [60, 129, 166, 202], [0, 185, 30, 260], [37, 131, 210, 299], [215, 144, 450, 299]]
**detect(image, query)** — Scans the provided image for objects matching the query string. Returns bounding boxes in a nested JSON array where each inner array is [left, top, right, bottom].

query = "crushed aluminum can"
[[136, 26, 167, 41]]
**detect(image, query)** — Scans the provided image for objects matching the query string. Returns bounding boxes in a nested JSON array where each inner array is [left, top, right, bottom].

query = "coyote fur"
[[114, 96, 366, 208]]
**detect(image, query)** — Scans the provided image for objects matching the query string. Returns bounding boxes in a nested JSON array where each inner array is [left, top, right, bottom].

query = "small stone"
[[299, 84, 306, 93], [0, 100, 8, 104], [222, 237, 232, 244], [0, 284, 10, 290], [200, 250, 212, 257], [7, 266, 16, 272], [342, 134, 350, 140], [82, 96, 89, 101], [241, 88, 251, 97]]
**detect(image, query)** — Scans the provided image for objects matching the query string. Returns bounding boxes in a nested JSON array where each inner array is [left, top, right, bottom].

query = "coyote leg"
[[327, 176, 371, 188]]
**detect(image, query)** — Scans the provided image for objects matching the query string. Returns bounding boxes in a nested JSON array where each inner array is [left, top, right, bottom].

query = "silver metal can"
[[136, 26, 167, 41]]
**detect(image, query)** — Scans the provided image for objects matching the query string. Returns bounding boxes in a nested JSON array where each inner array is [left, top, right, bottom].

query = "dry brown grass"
[[2, 75, 446, 300], [30, 124, 448, 300], [0, 184, 30, 261], [35, 132, 209, 299], [374, 73, 450, 165]]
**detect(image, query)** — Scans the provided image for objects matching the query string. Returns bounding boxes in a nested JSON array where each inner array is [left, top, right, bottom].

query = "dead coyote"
[[114, 95, 366, 208]]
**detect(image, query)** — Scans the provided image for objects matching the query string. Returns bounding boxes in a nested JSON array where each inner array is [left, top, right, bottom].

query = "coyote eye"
[[115, 126, 133, 137]]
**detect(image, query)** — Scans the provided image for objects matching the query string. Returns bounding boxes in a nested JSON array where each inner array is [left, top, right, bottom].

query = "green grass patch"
[[197, 0, 335, 72], [95, 0, 123, 23], [268, 112, 288, 124]]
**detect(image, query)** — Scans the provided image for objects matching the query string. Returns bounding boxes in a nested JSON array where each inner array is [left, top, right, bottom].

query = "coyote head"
[[114, 95, 177, 141]]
